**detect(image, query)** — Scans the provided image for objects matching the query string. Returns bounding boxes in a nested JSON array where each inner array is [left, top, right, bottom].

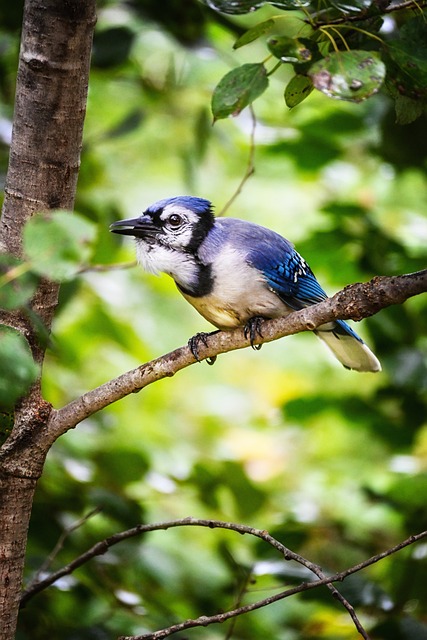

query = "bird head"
[[110, 196, 215, 253]]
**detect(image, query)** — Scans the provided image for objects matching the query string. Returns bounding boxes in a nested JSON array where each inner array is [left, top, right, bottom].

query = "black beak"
[[110, 215, 157, 238]]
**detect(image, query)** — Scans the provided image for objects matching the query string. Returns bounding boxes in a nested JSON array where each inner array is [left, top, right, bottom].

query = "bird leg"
[[244, 316, 264, 350], [188, 331, 219, 365]]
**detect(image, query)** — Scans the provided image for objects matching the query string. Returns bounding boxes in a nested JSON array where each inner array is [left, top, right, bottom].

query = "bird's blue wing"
[[249, 241, 365, 343], [213, 218, 327, 310], [248, 242, 327, 310]]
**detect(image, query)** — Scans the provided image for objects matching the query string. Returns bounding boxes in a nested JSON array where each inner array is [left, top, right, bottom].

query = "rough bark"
[[0, 1, 96, 638], [0, 476, 38, 639]]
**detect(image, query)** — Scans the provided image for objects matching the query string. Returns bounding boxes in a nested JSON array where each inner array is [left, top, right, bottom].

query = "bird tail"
[[315, 320, 381, 373]]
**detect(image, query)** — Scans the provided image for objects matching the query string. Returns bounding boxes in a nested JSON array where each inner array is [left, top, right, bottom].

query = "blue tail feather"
[[333, 318, 364, 343]]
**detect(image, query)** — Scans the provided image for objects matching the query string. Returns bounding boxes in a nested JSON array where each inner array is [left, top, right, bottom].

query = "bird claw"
[[244, 316, 264, 350], [188, 331, 218, 365]]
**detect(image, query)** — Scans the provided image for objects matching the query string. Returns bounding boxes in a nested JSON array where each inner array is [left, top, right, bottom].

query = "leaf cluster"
[[209, 0, 427, 123]]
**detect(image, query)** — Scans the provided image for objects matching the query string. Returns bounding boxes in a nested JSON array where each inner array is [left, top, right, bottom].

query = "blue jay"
[[110, 195, 381, 372]]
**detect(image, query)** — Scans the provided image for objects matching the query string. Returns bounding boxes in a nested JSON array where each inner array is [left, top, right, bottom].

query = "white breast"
[[135, 240, 199, 288], [181, 245, 291, 329]]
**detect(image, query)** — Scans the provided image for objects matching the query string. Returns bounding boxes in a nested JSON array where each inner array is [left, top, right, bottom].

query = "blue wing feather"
[[248, 243, 327, 310], [246, 230, 364, 343], [213, 218, 327, 309]]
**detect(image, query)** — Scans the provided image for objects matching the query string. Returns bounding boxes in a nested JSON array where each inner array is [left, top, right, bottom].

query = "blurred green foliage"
[[1, 1, 427, 639]]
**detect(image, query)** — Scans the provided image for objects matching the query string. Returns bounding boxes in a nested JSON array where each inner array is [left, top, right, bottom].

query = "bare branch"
[[46, 269, 427, 443], [78, 260, 137, 274], [19, 516, 427, 640]]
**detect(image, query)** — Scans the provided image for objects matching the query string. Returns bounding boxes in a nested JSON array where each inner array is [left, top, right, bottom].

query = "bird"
[[110, 195, 381, 372]]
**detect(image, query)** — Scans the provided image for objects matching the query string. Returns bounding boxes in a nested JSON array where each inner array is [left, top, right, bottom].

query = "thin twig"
[[224, 564, 254, 640], [218, 105, 256, 217], [24, 507, 101, 592], [78, 260, 137, 274]]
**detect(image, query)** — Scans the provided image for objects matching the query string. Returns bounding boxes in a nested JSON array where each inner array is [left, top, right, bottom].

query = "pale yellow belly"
[[181, 289, 291, 330]]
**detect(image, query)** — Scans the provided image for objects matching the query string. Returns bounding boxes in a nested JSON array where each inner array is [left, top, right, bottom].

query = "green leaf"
[[308, 50, 386, 102], [268, 36, 316, 64], [385, 16, 427, 109], [23, 211, 96, 282], [285, 74, 314, 107], [211, 63, 268, 121], [394, 94, 425, 125], [233, 19, 275, 49], [0, 254, 38, 310], [0, 325, 39, 409], [389, 17, 427, 86], [204, 0, 309, 15]]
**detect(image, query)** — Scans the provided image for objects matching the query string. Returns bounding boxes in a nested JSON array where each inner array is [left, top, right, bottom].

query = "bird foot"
[[244, 316, 264, 350], [188, 331, 219, 365]]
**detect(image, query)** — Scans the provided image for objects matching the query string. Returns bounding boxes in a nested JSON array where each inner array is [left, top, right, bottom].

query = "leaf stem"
[[266, 60, 283, 76]]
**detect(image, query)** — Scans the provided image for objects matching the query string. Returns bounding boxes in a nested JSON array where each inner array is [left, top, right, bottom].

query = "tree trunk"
[[0, 476, 38, 639], [0, 1, 96, 638]]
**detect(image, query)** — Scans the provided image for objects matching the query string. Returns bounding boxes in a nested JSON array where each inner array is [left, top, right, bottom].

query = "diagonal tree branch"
[[45, 269, 427, 444]]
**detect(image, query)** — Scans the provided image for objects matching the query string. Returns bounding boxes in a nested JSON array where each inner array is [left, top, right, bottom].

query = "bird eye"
[[168, 214, 183, 228]]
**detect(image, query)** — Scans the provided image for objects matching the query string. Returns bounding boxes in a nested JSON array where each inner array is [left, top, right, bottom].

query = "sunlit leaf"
[[285, 74, 314, 107], [23, 211, 96, 282], [211, 63, 268, 120], [0, 254, 38, 310], [0, 325, 39, 409], [204, 0, 309, 15], [309, 50, 386, 102], [233, 19, 275, 49]]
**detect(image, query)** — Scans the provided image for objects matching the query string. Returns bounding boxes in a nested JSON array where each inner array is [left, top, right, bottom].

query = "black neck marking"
[[176, 262, 213, 298], [185, 210, 215, 254]]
